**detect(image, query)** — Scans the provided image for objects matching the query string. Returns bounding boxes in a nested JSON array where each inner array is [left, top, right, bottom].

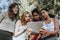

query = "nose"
[[27, 17, 29, 19], [42, 13, 45, 16], [15, 9, 18, 12]]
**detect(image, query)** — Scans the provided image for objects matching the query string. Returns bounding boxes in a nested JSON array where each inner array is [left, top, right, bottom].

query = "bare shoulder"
[[16, 20, 21, 23], [53, 17, 58, 22]]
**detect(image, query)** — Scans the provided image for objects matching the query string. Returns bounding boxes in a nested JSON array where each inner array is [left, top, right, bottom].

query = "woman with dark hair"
[[39, 8, 59, 40], [29, 8, 43, 40], [32, 8, 43, 22], [8, 3, 19, 21], [0, 3, 19, 40]]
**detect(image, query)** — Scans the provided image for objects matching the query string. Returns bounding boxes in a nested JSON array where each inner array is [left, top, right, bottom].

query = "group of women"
[[0, 3, 59, 40]]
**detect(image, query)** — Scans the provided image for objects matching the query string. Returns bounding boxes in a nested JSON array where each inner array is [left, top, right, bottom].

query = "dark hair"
[[31, 8, 40, 15], [8, 3, 19, 21], [41, 8, 49, 12], [49, 14, 55, 18], [41, 8, 55, 18]]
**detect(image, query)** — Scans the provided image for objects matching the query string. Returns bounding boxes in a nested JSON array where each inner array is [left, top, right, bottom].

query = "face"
[[25, 14, 30, 22], [13, 5, 18, 14], [41, 10, 49, 19], [33, 13, 39, 19]]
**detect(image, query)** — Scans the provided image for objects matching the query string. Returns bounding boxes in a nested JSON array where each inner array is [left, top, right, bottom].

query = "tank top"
[[43, 19, 54, 32]]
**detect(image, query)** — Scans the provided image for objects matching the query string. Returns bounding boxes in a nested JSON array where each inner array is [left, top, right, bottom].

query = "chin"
[[15, 13, 17, 14], [43, 16, 47, 19]]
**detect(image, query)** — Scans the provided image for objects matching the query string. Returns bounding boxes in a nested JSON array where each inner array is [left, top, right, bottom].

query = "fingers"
[[40, 27, 45, 30], [39, 29, 44, 32], [26, 28, 32, 35]]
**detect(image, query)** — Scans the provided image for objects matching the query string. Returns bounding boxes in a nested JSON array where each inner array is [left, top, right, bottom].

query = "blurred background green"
[[0, 0, 60, 19]]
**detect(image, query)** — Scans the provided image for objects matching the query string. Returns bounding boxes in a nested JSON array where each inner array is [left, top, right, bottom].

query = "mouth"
[[43, 16, 46, 18]]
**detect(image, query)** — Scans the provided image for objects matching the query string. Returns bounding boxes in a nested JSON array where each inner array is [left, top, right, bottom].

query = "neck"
[[45, 16, 51, 22]]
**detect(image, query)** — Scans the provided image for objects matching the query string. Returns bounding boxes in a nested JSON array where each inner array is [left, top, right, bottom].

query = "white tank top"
[[43, 19, 54, 32]]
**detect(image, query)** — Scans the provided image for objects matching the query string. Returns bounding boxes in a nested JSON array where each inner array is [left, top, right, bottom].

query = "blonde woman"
[[13, 11, 32, 40]]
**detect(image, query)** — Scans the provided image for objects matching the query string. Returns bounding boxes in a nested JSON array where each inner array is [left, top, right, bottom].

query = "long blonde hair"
[[21, 11, 32, 25]]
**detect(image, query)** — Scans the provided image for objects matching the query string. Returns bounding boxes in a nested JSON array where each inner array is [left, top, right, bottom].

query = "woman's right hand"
[[39, 28, 50, 36], [26, 28, 32, 35], [39, 27, 47, 35], [39, 29, 44, 35]]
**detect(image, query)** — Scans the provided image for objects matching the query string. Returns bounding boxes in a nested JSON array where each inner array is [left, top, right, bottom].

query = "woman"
[[39, 8, 59, 40], [32, 8, 43, 22], [13, 11, 32, 40], [0, 3, 19, 40], [30, 8, 43, 40]]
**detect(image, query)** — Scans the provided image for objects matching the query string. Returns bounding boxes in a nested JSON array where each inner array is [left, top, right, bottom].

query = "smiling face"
[[41, 10, 49, 19], [13, 5, 18, 14]]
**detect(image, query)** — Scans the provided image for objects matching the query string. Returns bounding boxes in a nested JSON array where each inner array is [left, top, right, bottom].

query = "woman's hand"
[[39, 28, 50, 36], [39, 28, 46, 35], [26, 28, 32, 35]]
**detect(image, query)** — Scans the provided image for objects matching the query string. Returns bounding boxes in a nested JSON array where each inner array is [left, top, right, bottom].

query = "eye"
[[42, 12, 45, 13], [25, 16, 29, 17]]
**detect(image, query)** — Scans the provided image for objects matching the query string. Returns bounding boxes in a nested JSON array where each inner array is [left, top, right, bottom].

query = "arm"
[[0, 12, 8, 23], [0, 12, 6, 22], [40, 18, 59, 36], [14, 20, 27, 37], [48, 18, 59, 35]]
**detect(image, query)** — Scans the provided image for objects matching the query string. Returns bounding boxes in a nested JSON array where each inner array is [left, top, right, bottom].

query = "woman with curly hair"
[[0, 3, 19, 40]]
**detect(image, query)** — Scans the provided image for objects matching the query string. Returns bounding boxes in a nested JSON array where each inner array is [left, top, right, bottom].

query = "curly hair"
[[8, 3, 19, 21], [31, 8, 40, 16]]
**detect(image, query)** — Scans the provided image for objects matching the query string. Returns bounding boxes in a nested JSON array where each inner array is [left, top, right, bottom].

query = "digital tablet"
[[27, 22, 43, 33]]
